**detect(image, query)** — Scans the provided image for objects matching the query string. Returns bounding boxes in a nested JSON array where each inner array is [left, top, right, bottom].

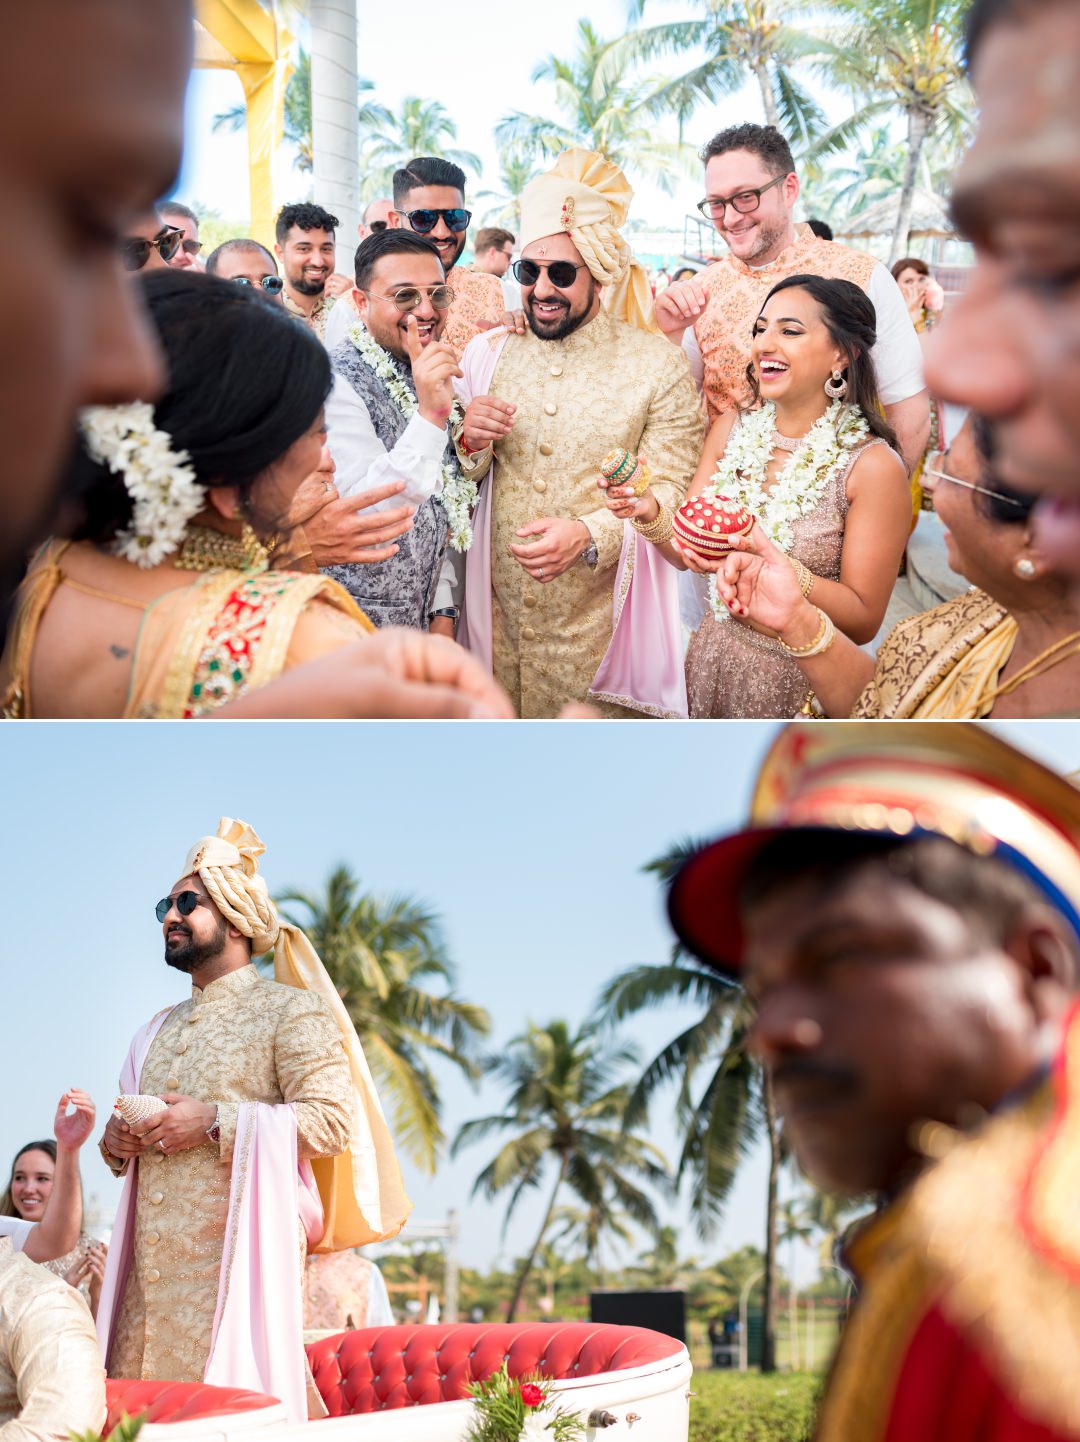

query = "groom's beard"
[[165, 914, 228, 973]]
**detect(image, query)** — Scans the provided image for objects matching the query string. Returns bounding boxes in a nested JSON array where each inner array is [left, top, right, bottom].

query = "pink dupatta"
[[456, 330, 687, 717]]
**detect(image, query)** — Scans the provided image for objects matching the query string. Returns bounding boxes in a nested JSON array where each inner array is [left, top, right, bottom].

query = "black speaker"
[[589, 1289, 686, 1344]]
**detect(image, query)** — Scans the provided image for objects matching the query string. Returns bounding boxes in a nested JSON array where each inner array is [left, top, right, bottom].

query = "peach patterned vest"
[[694, 223, 879, 423]]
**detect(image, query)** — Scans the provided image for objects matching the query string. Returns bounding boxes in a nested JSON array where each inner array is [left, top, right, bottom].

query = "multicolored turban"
[[181, 818, 412, 1251], [668, 723, 1080, 977]]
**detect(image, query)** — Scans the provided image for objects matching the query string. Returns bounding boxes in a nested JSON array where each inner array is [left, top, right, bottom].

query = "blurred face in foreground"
[[0, 0, 188, 594], [925, 2, 1080, 574], [740, 856, 1053, 1196]]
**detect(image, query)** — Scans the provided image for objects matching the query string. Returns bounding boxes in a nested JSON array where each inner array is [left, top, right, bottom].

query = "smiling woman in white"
[[0, 1090, 96, 1268]]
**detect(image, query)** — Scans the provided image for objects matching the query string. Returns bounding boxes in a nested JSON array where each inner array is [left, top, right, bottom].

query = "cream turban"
[[182, 818, 412, 1252], [518, 148, 658, 334]]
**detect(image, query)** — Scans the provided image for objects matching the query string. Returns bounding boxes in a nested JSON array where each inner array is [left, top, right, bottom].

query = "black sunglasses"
[[368, 220, 389, 233], [233, 275, 285, 294], [122, 227, 183, 272], [155, 890, 207, 923], [403, 207, 472, 235], [513, 258, 587, 289]]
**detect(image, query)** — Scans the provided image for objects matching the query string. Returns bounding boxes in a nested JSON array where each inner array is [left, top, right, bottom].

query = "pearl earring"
[[1014, 557, 1036, 579]]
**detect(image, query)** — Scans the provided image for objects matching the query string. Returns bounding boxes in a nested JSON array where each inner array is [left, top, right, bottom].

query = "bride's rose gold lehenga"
[[685, 436, 887, 719]]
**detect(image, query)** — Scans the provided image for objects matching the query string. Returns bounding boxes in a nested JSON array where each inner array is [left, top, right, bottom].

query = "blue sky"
[[3, 721, 1079, 1284], [177, 0, 757, 233]]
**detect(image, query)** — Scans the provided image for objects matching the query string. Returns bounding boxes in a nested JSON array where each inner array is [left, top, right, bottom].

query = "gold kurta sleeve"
[[0, 1254, 105, 1442], [265, 989, 355, 1163]]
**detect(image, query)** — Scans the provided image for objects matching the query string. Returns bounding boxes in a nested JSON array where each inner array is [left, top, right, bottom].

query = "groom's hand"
[[136, 1095, 217, 1156], [102, 1114, 145, 1159], [510, 517, 592, 582]]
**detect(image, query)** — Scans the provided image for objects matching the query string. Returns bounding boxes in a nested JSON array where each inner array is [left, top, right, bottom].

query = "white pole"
[[309, 0, 360, 245], [444, 1209, 460, 1323]]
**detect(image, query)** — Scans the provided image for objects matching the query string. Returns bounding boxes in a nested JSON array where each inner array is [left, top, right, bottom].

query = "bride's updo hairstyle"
[[71, 268, 333, 544], [745, 273, 900, 453]]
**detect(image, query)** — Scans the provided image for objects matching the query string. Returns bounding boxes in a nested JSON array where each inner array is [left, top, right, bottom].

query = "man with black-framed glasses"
[[655, 123, 929, 479], [160, 200, 202, 270], [205, 237, 284, 304]]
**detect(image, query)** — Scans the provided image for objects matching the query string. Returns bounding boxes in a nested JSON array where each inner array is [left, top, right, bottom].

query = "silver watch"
[[581, 537, 599, 569]]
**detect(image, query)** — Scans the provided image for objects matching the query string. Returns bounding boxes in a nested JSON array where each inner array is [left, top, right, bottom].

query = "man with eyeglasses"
[[160, 200, 202, 270], [325, 159, 506, 361], [97, 820, 407, 1414], [454, 148, 703, 718], [321, 228, 462, 633], [205, 238, 284, 301], [656, 123, 929, 476]]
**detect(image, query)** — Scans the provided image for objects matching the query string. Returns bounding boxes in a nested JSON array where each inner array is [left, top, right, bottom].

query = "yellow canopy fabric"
[[193, 0, 294, 250]]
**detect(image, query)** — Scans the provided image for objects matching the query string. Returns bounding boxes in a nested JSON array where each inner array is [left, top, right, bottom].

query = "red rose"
[[520, 1383, 543, 1408]]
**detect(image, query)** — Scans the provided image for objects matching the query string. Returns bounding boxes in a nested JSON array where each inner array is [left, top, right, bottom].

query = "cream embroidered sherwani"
[[104, 965, 355, 1382], [0, 1250, 106, 1442], [460, 309, 703, 717]]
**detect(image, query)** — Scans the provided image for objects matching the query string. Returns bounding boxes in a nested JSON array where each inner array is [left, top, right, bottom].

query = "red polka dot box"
[[673, 495, 755, 559]]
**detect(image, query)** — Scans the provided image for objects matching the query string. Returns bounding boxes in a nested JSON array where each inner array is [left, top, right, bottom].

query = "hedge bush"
[[688, 1371, 820, 1442]]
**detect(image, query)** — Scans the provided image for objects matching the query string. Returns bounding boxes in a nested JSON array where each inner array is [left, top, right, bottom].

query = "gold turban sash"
[[182, 818, 412, 1252], [518, 148, 658, 334]]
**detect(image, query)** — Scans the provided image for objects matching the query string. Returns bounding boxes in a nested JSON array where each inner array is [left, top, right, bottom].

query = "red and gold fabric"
[[818, 1003, 1080, 1441]]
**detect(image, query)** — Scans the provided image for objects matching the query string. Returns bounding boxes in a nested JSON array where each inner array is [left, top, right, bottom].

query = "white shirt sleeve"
[[323, 291, 359, 352], [867, 263, 925, 405], [0, 1218, 34, 1251], [365, 1261, 395, 1328], [325, 375, 449, 509], [682, 326, 705, 390]]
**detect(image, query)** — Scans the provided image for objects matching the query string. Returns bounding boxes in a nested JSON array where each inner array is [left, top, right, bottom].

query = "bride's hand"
[[712, 525, 810, 634], [597, 476, 657, 523]]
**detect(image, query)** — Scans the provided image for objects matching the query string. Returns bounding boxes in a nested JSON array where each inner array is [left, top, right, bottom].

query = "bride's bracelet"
[[778, 606, 835, 658], [787, 554, 815, 598], [632, 499, 674, 545]]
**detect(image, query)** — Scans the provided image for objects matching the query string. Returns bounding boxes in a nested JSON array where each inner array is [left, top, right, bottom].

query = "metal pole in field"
[[310, 0, 360, 241]]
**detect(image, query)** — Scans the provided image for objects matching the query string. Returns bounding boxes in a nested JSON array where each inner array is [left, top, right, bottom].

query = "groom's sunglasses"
[[402, 207, 472, 234], [513, 258, 587, 289], [155, 890, 207, 923]]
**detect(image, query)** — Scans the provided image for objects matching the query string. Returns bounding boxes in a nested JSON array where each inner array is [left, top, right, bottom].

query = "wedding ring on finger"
[[157, 1139, 167, 1152], [538, 567, 545, 579]]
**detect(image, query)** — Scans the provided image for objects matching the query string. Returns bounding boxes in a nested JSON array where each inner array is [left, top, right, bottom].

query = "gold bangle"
[[632, 500, 674, 545], [778, 606, 836, 658], [788, 554, 815, 598]]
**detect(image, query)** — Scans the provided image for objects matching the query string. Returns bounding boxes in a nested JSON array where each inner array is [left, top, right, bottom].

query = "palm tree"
[[496, 20, 698, 195], [276, 866, 490, 1175], [597, 838, 783, 1371], [548, 1200, 636, 1286], [453, 1019, 671, 1322], [623, 1, 828, 147], [476, 145, 537, 229], [812, 0, 971, 262], [356, 97, 482, 199]]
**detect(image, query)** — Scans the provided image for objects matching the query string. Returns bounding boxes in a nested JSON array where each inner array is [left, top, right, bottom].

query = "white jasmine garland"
[[705, 400, 869, 622], [80, 402, 204, 568], [350, 322, 476, 552]]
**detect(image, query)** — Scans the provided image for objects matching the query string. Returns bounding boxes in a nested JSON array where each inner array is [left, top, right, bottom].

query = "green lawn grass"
[[688, 1371, 821, 1442]]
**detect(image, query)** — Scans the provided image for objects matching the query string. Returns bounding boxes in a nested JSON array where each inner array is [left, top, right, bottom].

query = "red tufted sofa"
[[306, 1321, 684, 1413], [105, 1322, 691, 1440]]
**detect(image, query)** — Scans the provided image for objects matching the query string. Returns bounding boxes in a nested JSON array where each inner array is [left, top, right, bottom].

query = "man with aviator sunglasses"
[[323, 228, 464, 633], [325, 158, 508, 361]]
